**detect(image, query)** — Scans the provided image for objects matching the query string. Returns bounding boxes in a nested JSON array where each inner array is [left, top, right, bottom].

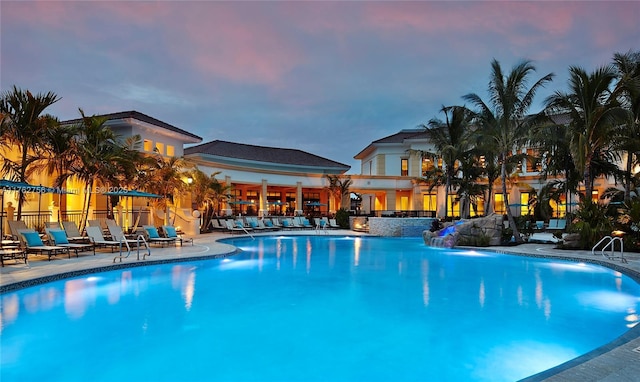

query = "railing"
[[371, 210, 437, 218], [17, 211, 52, 230], [592, 236, 626, 263], [113, 234, 151, 263]]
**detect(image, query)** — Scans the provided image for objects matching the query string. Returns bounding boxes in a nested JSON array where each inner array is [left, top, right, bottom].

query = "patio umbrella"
[[103, 190, 161, 230], [306, 202, 327, 207], [1, 179, 37, 238]]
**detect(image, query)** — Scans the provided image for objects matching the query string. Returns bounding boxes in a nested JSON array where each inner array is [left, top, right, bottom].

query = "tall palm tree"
[[611, 50, 640, 202], [464, 59, 554, 243], [57, 109, 132, 230], [0, 86, 60, 219], [420, 105, 474, 219], [545, 65, 628, 198]]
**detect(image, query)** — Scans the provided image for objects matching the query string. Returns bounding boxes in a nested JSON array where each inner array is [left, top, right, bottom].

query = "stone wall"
[[367, 217, 437, 237]]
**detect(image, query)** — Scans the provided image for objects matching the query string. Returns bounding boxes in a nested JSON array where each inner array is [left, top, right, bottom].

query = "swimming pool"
[[1, 236, 639, 381]]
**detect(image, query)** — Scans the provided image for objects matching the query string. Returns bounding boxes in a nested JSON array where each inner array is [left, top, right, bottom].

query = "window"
[[423, 193, 436, 212], [591, 190, 599, 203], [246, 190, 259, 203], [155, 142, 164, 155], [447, 194, 460, 217], [143, 139, 153, 152], [166, 145, 175, 157], [422, 157, 434, 175], [303, 192, 320, 203], [494, 194, 505, 215], [520, 193, 531, 216], [401, 158, 408, 176]]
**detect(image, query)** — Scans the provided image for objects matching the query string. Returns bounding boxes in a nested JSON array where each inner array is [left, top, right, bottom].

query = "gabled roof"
[[185, 140, 350, 172], [62, 110, 203, 142], [354, 129, 427, 159]]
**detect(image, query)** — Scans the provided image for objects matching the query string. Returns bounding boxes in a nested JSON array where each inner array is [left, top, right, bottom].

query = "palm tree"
[[611, 50, 640, 202], [187, 168, 231, 230], [142, 153, 192, 225], [464, 59, 554, 243], [545, 65, 628, 198], [57, 109, 134, 230], [420, 105, 474, 219], [0, 86, 60, 219], [325, 175, 352, 212]]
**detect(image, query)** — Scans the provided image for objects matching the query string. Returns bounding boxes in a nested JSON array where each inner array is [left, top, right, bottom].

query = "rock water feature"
[[423, 214, 504, 247]]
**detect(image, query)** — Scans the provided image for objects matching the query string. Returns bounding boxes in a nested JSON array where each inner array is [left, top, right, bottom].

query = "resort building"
[[184, 140, 350, 216], [1, 109, 634, 235]]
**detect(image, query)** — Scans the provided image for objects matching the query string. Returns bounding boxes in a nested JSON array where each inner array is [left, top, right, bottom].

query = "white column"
[[295, 182, 303, 216]]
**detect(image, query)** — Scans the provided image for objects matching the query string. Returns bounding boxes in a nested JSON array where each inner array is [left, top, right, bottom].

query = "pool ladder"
[[113, 235, 151, 263], [592, 236, 626, 263]]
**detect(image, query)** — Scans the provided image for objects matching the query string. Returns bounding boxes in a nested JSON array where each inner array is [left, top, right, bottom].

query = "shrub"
[[335, 208, 350, 229]]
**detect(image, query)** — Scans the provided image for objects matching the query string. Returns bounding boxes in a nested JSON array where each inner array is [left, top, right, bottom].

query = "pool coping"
[[1, 233, 639, 381]]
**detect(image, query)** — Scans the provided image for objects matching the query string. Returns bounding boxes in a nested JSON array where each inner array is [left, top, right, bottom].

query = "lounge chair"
[[209, 218, 226, 231], [269, 218, 283, 230], [142, 225, 176, 247], [61, 221, 88, 242], [223, 219, 247, 234], [106, 224, 151, 262], [246, 217, 268, 231], [162, 225, 192, 246], [108, 224, 149, 249], [7, 220, 29, 241], [17, 229, 69, 260], [288, 218, 304, 229], [328, 219, 340, 229], [300, 218, 314, 229], [281, 218, 295, 230], [45, 228, 95, 256], [0, 247, 27, 267], [261, 219, 280, 231], [546, 219, 567, 234], [44, 221, 62, 230], [85, 226, 121, 252]]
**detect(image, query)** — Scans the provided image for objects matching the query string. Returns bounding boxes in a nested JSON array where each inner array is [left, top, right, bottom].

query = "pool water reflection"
[[1, 236, 639, 381]]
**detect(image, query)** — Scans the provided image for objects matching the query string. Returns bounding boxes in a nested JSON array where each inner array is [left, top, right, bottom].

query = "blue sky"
[[2, 1, 638, 173]]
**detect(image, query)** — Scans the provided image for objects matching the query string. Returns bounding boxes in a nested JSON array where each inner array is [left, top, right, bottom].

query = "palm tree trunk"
[[624, 154, 632, 202], [502, 160, 523, 243], [16, 147, 29, 220], [79, 179, 93, 232]]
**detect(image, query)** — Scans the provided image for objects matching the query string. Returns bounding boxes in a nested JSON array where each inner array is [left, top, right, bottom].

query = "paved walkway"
[[1, 230, 639, 381]]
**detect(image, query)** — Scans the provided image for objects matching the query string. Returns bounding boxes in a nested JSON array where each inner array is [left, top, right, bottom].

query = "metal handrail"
[[112, 234, 151, 262], [592, 236, 626, 263]]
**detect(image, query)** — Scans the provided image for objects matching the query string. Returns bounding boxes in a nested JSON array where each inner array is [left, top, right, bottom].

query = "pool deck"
[[1, 230, 639, 381]]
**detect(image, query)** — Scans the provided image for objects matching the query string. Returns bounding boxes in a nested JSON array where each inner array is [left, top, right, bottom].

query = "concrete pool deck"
[[1, 230, 639, 381]]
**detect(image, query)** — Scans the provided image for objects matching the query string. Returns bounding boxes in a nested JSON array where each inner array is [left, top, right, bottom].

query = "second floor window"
[[401, 158, 408, 176]]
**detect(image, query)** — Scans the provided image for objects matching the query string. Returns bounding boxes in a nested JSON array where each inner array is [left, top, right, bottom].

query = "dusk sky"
[[2, 1, 638, 173]]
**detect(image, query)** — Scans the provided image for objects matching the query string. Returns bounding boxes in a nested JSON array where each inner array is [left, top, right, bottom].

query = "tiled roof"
[[185, 140, 351, 171], [354, 129, 427, 158], [62, 110, 203, 142], [370, 129, 427, 144]]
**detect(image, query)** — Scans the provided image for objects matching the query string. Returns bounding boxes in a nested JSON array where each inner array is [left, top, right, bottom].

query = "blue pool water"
[[1, 236, 639, 381]]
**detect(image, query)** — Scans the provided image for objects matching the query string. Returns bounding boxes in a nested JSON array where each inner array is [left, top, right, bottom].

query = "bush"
[[567, 199, 613, 249], [335, 208, 350, 229]]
